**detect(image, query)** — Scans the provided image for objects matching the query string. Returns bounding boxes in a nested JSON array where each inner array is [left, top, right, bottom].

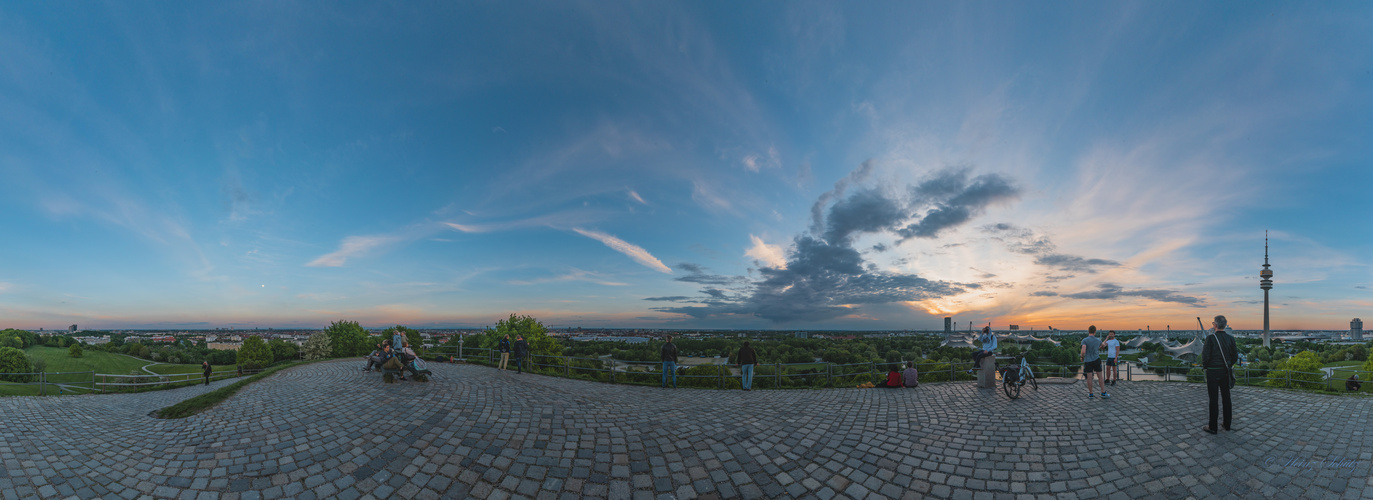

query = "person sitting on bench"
[[1349, 374, 1363, 392], [363, 343, 385, 372]]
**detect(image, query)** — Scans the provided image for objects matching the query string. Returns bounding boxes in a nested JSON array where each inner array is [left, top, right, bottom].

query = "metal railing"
[[0, 367, 259, 396], [424, 347, 1149, 390]]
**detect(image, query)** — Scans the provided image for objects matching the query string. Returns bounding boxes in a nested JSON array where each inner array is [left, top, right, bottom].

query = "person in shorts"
[[1103, 331, 1121, 386], [1080, 326, 1109, 399]]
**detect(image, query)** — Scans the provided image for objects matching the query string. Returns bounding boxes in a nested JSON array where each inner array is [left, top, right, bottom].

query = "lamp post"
[[1260, 232, 1274, 348]]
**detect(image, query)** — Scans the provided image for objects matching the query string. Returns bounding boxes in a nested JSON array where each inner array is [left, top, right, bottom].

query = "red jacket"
[[886, 371, 902, 387]]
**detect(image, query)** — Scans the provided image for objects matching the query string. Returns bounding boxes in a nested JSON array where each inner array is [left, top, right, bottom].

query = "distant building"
[[794, 331, 811, 339], [69, 324, 78, 332], [944, 317, 951, 333], [1352, 318, 1364, 341]]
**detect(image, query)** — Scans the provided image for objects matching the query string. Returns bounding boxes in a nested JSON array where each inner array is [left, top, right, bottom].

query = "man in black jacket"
[[498, 335, 512, 371], [736, 341, 758, 391], [1200, 315, 1239, 434], [661, 336, 679, 388], [513, 335, 529, 374]]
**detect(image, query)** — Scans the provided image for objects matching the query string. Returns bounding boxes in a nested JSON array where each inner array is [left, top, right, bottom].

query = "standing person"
[[202, 361, 212, 386], [513, 335, 529, 374], [902, 361, 919, 388], [661, 336, 679, 389], [1081, 326, 1109, 399], [1201, 315, 1238, 434], [392, 329, 404, 351], [967, 326, 997, 374], [1103, 331, 1121, 386], [498, 335, 512, 371], [736, 341, 758, 391]]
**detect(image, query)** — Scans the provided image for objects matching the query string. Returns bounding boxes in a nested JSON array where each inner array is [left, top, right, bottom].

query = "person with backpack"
[[736, 341, 758, 391], [661, 336, 679, 388], [202, 361, 212, 386], [513, 335, 529, 374], [498, 335, 512, 371], [1201, 315, 1239, 434]]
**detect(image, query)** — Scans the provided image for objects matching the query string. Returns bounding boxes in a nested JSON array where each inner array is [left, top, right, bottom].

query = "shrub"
[[302, 332, 333, 360], [1186, 367, 1205, 383], [236, 336, 273, 371], [1268, 351, 1324, 389], [69, 343, 84, 358], [324, 320, 370, 358], [268, 339, 298, 362], [476, 314, 563, 358], [0, 347, 35, 382]]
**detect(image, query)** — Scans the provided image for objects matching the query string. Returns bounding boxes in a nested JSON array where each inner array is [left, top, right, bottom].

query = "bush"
[[0, 347, 35, 382], [323, 320, 369, 357], [236, 336, 273, 371], [29, 356, 47, 374], [1186, 367, 1205, 383], [1268, 351, 1324, 389], [302, 332, 333, 360], [476, 314, 563, 358], [268, 339, 298, 362], [69, 343, 84, 358]]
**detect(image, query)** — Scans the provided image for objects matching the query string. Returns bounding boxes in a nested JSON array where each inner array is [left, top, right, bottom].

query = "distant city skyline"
[[3, 3, 1372, 331]]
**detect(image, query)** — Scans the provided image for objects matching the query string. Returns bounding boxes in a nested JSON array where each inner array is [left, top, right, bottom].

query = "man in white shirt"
[[1103, 331, 1121, 386]]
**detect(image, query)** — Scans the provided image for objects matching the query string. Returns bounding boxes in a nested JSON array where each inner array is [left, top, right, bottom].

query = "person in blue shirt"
[[967, 326, 997, 374], [392, 330, 404, 351]]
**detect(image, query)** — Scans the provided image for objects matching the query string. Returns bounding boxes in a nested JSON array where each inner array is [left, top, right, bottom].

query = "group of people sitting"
[[879, 362, 919, 388], [363, 334, 423, 380]]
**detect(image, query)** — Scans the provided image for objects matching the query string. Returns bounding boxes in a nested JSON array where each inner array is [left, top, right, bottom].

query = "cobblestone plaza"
[[1, 360, 1369, 499]]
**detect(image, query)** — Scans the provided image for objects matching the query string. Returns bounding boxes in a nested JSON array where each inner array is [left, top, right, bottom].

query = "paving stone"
[[1, 360, 1368, 499]]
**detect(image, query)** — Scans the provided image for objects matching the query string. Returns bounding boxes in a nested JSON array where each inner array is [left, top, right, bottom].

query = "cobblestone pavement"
[[2, 360, 1371, 500]]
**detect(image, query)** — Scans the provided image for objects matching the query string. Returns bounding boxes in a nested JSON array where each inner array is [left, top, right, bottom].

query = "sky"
[[1, 2, 1371, 331]]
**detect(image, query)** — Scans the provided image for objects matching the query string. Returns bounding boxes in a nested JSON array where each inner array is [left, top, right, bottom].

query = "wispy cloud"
[[508, 268, 629, 287], [572, 228, 673, 274], [306, 234, 407, 267], [627, 190, 647, 205]]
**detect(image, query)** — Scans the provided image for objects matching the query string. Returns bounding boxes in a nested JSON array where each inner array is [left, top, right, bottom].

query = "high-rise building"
[[944, 317, 952, 333], [69, 324, 77, 333], [1352, 318, 1363, 341]]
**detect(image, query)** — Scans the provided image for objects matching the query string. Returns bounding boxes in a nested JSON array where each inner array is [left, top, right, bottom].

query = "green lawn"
[[23, 346, 149, 374], [1322, 360, 1363, 368], [146, 364, 232, 375]]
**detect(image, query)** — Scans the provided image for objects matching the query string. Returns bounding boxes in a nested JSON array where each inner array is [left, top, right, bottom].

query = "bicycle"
[[1000, 356, 1038, 399]]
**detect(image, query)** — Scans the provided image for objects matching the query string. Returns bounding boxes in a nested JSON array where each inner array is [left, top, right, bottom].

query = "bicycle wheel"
[[1003, 371, 1020, 399], [1027, 371, 1038, 391]]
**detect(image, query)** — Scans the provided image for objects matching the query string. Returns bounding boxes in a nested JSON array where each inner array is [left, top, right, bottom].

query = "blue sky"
[[1, 2, 1371, 330]]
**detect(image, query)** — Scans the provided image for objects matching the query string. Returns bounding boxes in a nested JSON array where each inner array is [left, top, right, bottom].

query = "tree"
[[0, 347, 34, 382], [268, 339, 298, 362], [302, 332, 333, 360], [69, 343, 83, 358], [1361, 356, 1373, 375], [323, 320, 369, 358], [1268, 351, 1324, 389], [477, 314, 563, 357], [236, 335, 273, 371]]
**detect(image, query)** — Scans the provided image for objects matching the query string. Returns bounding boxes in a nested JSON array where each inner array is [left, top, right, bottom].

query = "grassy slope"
[[24, 346, 148, 374], [147, 364, 233, 375]]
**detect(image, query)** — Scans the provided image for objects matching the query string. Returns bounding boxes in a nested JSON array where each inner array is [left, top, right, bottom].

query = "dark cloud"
[[673, 263, 747, 286], [654, 163, 1023, 323], [822, 189, 905, 244], [701, 288, 728, 299], [1035, 254, 1121, 273], [898, 169, 1019, 240], [1030, 291, 1059, 297], [970, 267, 996, 279], [1060, 283, 1204, 306], [1357, 286, 1369, 290], [643, 296, 694, 302], [871, 243, 889, 253]]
